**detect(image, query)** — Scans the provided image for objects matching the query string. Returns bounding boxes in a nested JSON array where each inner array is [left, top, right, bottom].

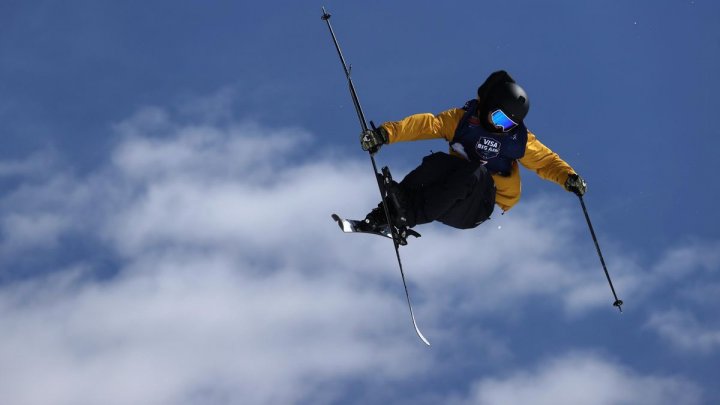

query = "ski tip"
[[332, 213, 356, 233], [331, 213, 345, 232]]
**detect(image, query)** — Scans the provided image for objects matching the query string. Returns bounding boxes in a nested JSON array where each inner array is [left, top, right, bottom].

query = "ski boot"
[[379, 167, 409, 226], [358, 167, 420, 245]]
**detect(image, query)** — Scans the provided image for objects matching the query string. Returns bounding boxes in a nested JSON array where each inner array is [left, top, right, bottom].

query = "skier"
[[359, 70, 587, 231]]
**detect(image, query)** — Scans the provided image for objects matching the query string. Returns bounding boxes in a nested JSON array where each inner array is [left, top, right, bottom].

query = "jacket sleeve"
[[519, 131, 576, 187], [381, 108, 464, 144]]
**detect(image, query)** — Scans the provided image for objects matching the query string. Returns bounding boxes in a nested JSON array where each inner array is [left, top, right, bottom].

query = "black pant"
[[400, 152, 495, 229]]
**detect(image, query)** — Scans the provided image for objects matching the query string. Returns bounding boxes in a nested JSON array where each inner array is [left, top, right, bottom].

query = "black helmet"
[[477, 70, 530, 125], [485, 81, 530, 124]]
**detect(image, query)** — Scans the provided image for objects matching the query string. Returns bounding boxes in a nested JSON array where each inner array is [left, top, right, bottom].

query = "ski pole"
[[320, 7, 431, 345], [578, 195, 623, 312]]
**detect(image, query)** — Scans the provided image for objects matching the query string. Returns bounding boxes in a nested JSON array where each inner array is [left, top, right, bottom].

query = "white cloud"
[[0, 172, 97, 258], [452, 353, 701, 405], [652, 240, 720, 281], [646, 309, 720, 353], [640, 241, 720, 353], [0, 149, 59, 178], [0, 211, 69, 251], [0, 110, 432, 405], [0, 258, 427, 405]]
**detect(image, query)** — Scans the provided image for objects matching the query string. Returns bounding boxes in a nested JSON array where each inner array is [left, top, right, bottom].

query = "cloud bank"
[[452, 352, 701, 405], [0, 104, 710, 404]]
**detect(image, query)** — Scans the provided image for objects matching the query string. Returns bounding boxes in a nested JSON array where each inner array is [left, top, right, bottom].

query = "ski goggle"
[[490, 109, 518, 132]]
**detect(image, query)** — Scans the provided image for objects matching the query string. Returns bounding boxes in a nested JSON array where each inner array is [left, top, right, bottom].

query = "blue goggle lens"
[[491, 109, 518, 132]]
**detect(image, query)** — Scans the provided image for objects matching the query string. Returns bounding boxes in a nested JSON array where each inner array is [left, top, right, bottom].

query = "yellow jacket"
[[381, 106, 576, 211]]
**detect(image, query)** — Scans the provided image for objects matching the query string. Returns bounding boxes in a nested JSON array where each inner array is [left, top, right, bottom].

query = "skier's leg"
[[400, 152, 457, 191], [363, 152, 473, 228], [400, 153, 481, 227], [407, 167, 478, 226], [436, 165, 495, 229], [363, 172, 410, 228]]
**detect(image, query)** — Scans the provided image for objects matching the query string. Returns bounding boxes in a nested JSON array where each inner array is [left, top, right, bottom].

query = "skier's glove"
[[565, 173, 587, 196], [360, 127, 388, 153]]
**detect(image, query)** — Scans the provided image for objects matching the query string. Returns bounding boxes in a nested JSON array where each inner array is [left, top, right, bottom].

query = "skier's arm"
[[381, 108, 464, 144], [519, 131, 576, 186]]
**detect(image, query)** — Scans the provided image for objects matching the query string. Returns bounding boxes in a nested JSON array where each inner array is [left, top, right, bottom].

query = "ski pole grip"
[[367, 121, 380, 155]]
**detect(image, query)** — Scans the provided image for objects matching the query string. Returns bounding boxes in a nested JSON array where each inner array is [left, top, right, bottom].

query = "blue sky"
[[1, 1, 719, 404]]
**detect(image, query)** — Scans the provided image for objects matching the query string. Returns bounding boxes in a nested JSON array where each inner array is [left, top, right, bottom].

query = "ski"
[[321, 7, 431, 346]]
